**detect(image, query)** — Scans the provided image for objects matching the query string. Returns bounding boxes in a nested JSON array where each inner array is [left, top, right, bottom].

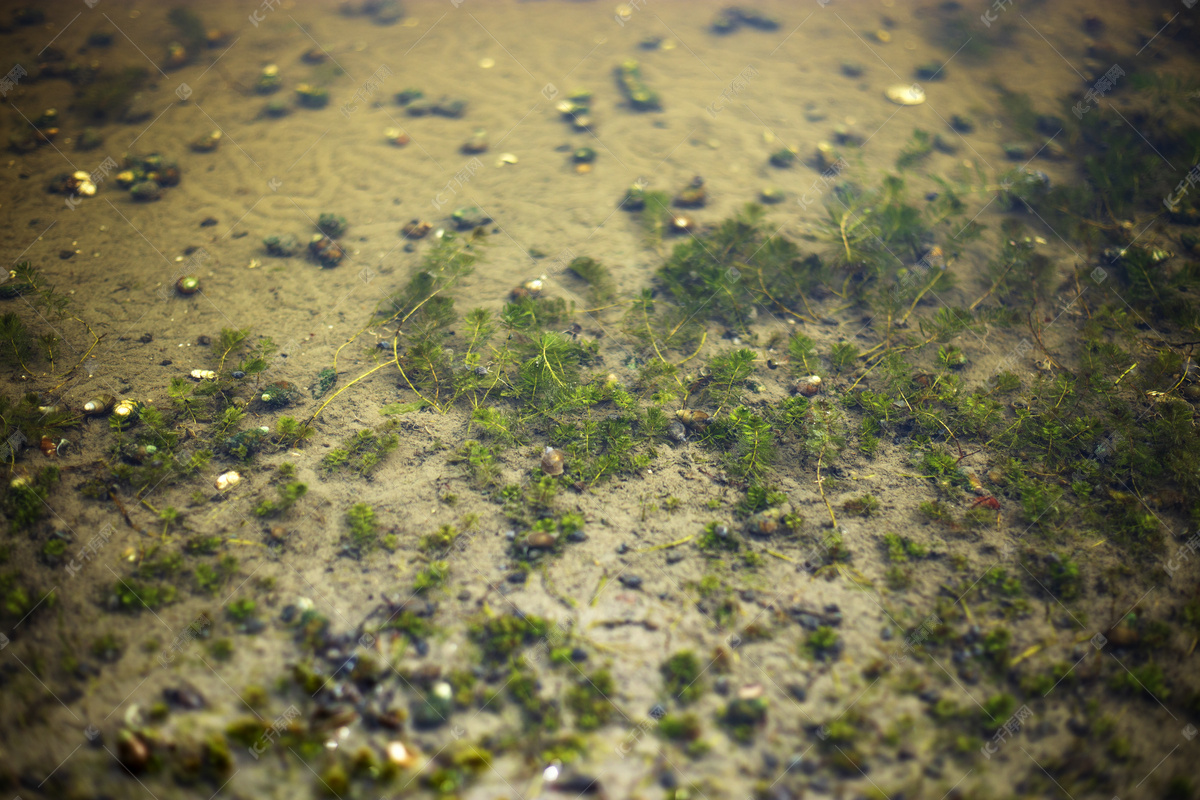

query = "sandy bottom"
[[1, 0, 1197, 798]]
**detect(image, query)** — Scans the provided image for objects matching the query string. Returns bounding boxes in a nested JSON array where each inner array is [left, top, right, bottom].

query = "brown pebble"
[[526, 531, 556, 550], [540, 447, 565, 475], [197, 335, 212, 346], [117, 730, 149, 772], [59, 249, 75, 260]]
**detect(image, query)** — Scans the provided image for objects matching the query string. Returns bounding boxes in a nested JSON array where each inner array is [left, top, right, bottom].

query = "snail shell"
[[113, 399, 140, 420], [795, 375, 822, 397], [525, 531, 557, 550], [82, 393, 116, 415], [885, 83, 926, 105], [676, 409, 710, 430], [540, 446, 565, 476], [216, 471, 241, 491], [175, 276, 200, 295], [39, 436, 57, 457], [670, 214, 694, 234], [190, 369, 217, 381]]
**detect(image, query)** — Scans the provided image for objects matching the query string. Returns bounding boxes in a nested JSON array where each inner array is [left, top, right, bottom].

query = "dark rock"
[[552, 773, 602, 793], [163, 683, 206, 709], [618, 574, 643, 589]]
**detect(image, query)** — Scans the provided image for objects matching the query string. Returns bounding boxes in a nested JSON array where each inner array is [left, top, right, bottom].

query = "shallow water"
[[2, 1, 1199, 798]]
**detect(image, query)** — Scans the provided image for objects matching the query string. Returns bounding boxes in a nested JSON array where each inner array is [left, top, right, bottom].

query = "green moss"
[[804, 626, 840, 661], [469, 613, 550, 664], [565, 669, 615, 730], [842, 494, 880, 517], [661, 651, 705, 704], [659, 712, 703, 741], [344, 503, 378, 556]]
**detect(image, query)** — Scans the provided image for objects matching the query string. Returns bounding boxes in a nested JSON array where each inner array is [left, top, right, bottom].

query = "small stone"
[[163, 683, 206, 709], [618, 574, 643, 590], [526, 531, 556, 550]]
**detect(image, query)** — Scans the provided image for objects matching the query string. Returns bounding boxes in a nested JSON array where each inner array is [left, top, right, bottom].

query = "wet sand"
[[2, 1, 1198, 798]]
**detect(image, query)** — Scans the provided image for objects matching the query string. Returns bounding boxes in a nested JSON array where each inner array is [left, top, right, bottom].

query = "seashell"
[[795, 375, 822, 397], [667, 419, 687, 443], [190, 130, 221, 153], [309, 234, 345, 267], [737, 683, 765, 701], [540, 446, 565, 476], [401, 219, 432, 239], [386, 741, 415, 768], [190, 369, 217, 381], [673, 176, 706, 208], [670, 214, 694, 234], [165, 41, 188, 69], [526, 531, 557, 550], [384, 127, 410, 147], [885, 83, 926, 106], [216, 471, 241, 491], [676, 409, 710, 430], [39, 436, 57, 457], [176, 275, 200, 295], [83, 394, 116, 415], [745, 503, 792, 536], [113, 399, 140, 421], [524, 278, 544, 295], [461, 129, 488, 154], [759, 186, 786, 204], [301, 47, 328, 64], [814, 141, 837, 170], [117, 729, 150, 772]]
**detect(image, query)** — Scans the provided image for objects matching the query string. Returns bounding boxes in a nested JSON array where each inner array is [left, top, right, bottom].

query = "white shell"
[[113, 400, 137, 418], [885, 83, 926, 105], [190, 369, 216, 380], [806, 375, 822, 386], [216, 471, 241, 491]]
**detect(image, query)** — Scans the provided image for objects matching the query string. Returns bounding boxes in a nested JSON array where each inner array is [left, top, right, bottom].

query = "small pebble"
[[618, 574, 643, 589]]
